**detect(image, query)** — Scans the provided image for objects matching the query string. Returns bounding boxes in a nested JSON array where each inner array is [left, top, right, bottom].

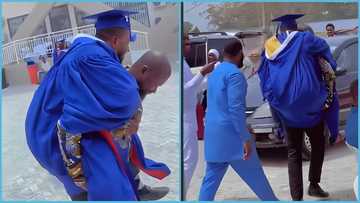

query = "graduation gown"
[[25, 35, 169, 200], [258, 31, 338, 131]]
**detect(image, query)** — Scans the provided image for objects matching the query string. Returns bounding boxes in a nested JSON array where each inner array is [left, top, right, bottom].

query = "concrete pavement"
[[187, 140, 357, 201], [2, 73, 180, 200]]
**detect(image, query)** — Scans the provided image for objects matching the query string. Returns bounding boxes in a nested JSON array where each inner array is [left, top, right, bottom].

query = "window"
[[74, 8, 93, 27], [33, 21, 47, 36], [337, 42, 357, 72], [7, 14, 28, 38], [49, 5, 71, 32], [7, 14, 47, 39], [188, 41, 207, 67], [208, 38, 240, 61]]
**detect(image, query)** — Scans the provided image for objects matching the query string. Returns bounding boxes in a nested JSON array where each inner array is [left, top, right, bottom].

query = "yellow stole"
[[265, 36, 281, 59]]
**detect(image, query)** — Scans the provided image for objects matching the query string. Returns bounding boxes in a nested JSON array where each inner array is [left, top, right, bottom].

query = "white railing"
[[2, 24, 149, 65]]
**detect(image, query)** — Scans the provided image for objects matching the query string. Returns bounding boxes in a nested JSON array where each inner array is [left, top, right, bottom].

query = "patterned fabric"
[[319, 57, 336, 110], [57, 106, 144, 191], [57, 122, 86, 190]]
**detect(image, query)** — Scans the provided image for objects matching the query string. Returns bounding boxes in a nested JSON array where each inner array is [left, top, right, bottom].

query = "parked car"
[[187, 32, 238, 68]]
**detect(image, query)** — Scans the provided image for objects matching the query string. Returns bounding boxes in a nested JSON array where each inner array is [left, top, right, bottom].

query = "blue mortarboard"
[[272, 14, 304, 29], [83, 9, 138, 41]]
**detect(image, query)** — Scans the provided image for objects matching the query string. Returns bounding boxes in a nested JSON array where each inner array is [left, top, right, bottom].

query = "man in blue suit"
[[198, 40, 277, 201]]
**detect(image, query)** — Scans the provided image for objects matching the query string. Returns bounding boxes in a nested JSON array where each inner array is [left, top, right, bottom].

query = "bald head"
[[129, 50, 172, 96], [132, 50, 171, 76]]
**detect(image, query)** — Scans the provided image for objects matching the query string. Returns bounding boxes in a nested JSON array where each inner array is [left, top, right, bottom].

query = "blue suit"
[[25, 36, 141, 200], [199, 61, 277, 200]]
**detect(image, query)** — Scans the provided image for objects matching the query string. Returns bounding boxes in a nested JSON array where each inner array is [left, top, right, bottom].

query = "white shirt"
[[183, 60, 207, 125]]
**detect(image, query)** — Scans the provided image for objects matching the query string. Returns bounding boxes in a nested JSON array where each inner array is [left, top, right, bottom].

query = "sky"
[[184, 3, 212, 31]]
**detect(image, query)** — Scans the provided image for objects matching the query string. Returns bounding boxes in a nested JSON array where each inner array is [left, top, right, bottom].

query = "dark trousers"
[[285, 121, 325, 200]]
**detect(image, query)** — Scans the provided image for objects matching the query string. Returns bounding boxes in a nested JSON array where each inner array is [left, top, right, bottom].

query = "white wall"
[[2, 2, 37, 19], [3, 62, 31, 86]]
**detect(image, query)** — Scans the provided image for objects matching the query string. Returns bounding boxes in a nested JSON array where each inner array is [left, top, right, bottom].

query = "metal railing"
[[2, 24, 149, 65]]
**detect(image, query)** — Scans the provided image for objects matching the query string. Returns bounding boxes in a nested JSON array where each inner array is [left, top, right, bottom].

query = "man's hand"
[[200, 61, 216, 76], [243, 140, 252, 160]]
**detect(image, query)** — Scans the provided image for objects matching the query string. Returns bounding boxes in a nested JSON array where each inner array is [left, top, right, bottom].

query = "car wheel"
[[302, 132, 311, 161]]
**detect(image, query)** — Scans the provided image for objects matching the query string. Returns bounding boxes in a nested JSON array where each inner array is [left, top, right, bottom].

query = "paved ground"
[[2, 72, 180, 201], [187, 140, 357, 201]]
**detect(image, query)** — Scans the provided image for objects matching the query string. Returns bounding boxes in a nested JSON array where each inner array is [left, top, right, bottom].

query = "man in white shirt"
[[183, 34, 215, 198]]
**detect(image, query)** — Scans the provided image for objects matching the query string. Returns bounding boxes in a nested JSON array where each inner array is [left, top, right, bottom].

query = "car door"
[[335, 39, 358, 93], [334, 38, 358, 125]]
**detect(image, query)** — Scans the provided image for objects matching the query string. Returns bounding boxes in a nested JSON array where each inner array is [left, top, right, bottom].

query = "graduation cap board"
[[272, 14, 304, 30], [83, 9, 138, 41]]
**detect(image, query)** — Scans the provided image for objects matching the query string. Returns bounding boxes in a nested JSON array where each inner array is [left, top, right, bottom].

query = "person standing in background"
[[183, 33, 215, 198], [326, 23, 336, 37]]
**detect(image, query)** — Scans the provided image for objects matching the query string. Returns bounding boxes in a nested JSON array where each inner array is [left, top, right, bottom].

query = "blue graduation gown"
[[205, 61, 252, 162], [25, 36, 141, 199], [258, 31, 338, 129]]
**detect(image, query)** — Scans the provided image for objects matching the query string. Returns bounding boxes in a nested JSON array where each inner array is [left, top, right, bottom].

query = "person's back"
[[199, 40, 277, 201], [259, 31, 336, 128], [258, 14, 338, 200], [205, 61, 248, 162]]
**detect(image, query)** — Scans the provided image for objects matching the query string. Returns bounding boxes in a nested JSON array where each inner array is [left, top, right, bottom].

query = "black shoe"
[[70, 192, 88, 201], [292, 197, 303, 201], [308, 183, 329, 198], [138, 185, 170, 201]]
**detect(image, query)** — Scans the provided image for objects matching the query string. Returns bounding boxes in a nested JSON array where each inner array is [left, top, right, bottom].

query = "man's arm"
[[226, 72, 252, 142], [184, 61, 215, 91], [305, 33, 337, 70]]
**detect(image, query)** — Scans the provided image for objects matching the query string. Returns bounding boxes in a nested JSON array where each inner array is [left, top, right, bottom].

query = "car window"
[[188, 42, 207, 67], [336, 42, 357, 72], [207, 38, 239, 61]]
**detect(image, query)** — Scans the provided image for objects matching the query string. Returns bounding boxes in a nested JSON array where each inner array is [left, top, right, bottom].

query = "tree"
[[184, 21, 201, 33], [205, 3, 358, 31]]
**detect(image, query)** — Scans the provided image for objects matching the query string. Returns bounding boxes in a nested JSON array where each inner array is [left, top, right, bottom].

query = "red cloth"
[[99, 131, 170, 180], [196, 103, 205, 140], [27, 64, 39, 84]]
